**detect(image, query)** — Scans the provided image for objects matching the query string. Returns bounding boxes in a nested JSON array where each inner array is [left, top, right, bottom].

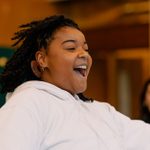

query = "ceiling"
[[50, 0, 149, 29], [47, 0, 149, 50]]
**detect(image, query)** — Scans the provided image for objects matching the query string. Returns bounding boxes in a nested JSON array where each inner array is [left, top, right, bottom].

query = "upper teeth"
[[76, 65, 87, 69]]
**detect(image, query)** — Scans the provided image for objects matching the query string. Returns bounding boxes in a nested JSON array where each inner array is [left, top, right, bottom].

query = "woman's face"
[[145, 84, 150, 111], [39, 26, 92, 95]]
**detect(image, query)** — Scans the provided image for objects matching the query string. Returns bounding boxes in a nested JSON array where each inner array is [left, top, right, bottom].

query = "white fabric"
[[0, 81, 150, 150]]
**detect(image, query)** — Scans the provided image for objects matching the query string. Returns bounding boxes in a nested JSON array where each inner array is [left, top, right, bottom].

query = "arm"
[[108, 104, 150, 150]]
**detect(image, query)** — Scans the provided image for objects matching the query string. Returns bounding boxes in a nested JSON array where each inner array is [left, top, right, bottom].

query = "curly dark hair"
[[0, 15, 92, 102], [140, 79, 150, 123]]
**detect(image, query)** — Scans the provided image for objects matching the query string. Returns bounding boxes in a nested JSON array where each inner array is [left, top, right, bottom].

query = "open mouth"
[[73, 65, 87, 77]]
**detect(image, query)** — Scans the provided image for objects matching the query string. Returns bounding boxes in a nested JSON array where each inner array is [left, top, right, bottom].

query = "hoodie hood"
[[6, 81, 80, 102]]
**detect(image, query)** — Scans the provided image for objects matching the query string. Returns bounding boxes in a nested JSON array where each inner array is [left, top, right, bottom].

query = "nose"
[[78, 49, 90, 59], [77, 48, 92, 69]]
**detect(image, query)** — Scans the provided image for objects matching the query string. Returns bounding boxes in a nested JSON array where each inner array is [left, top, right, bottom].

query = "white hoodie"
[[0, 81, 150, 150]]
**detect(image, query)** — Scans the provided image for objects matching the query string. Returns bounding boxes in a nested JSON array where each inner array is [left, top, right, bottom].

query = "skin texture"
[[35, 27, 92, 95]]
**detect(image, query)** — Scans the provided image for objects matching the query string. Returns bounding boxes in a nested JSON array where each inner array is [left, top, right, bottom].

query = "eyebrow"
[[62, 40, 76, 45], [62, 40, 87, 45]]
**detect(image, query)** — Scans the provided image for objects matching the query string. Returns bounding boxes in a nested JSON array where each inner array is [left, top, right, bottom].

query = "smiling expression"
[[37, 26, 92, 95]]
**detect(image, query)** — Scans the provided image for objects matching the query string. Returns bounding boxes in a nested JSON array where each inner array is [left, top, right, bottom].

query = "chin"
[[75, 86, 87, 94]]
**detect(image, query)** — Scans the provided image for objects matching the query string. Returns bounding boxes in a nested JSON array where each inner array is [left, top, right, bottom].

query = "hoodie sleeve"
[[107, 104, 150, 150]]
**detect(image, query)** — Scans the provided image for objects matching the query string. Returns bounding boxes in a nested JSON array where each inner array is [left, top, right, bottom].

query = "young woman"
[[0, 15, 150, 150], [140, 79, 150, 123]]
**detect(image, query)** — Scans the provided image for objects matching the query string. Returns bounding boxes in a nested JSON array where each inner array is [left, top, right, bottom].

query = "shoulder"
[[90, 100, 116, 113], [80, 99, 118, 121], [88, 100, 131, 123], [1, 85, 58, 120]]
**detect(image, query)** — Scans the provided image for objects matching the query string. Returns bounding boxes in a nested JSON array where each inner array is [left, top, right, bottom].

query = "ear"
[[31, 60, 42, 78], [35, 49, 48, 68]]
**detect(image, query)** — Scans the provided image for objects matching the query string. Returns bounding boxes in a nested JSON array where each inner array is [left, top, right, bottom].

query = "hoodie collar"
[[6, 81, 80, 102]]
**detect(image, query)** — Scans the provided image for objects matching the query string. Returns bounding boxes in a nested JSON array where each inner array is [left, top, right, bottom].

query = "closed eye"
[[66, 47, 76, 51]]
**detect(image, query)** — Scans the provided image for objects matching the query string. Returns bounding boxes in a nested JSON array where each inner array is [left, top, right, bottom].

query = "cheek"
[[145, 93, 150, 106], [90, 56, 93, 66], [88, 56, 93, 70], [146, 88, 150, 100], [54, 58, 73, 74], [147, 94, 150, 101]]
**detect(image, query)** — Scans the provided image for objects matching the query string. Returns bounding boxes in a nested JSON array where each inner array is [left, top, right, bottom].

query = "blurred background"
[[0, 0, 149, 119]]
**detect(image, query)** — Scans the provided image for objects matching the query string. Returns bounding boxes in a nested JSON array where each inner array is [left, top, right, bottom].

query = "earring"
[[41, 67, 45, 72]]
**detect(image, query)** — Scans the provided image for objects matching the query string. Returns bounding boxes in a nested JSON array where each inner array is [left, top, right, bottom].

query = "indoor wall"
[[0, 0, 149, 119]]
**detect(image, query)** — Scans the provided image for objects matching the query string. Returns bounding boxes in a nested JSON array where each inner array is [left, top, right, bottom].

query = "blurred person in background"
[[0, 15, 150, 150], [140, 79, 150, 123]]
